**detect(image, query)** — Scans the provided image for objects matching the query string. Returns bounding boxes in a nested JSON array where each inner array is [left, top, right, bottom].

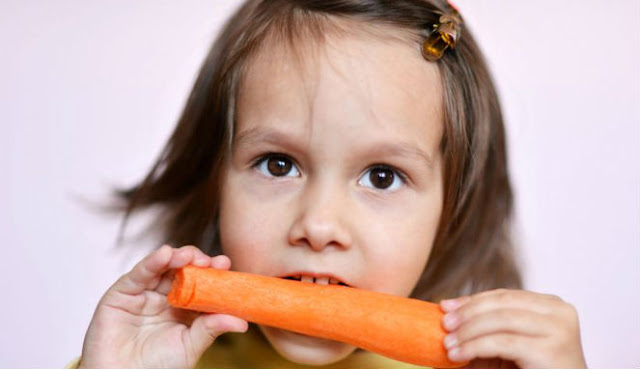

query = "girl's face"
[[219, 28, 444, 365]]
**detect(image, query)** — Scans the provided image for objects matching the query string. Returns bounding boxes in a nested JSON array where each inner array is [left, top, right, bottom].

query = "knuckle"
[[495, 334, 516, 349], [475, 288, 502, 300], [501, 309, 519, 326], [495, 289, 514, 304], [553, 299, 578, 319], [454, 320, 474, 341], [493, 288, 508, 295], [179, 245, 198, 252], [564, 302, 578, 316], [550, 308, 580, 349], [456, 302, 476, 321], [545, 293, 563, 302], [546, 332, 573, 357], [463, 334, 514, 358], [562, 304, 580, 329]]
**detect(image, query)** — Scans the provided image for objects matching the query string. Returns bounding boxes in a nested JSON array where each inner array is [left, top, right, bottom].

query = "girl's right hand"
[[78, 245, 249, 369]]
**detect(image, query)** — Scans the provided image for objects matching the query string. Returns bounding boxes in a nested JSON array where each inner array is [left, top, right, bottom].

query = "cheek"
[[364, 224, 436, 297], [218, 178, 266, 272], [218, 208, 259, 272], [361, 192, 442, 296], [218, 172, 292, 273]]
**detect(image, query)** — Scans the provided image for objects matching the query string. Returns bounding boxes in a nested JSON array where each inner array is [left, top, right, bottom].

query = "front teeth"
[[295, 275, 334, 285], [301, 275, 314, 284]]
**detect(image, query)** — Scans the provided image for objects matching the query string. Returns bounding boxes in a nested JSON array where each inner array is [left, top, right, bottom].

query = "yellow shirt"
[[67, 325, 431, 368]]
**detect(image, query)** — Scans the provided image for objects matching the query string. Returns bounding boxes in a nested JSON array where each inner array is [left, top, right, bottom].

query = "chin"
[[258, 325, 358, 366]]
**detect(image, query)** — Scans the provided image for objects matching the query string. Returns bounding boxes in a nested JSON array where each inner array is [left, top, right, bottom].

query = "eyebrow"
[[233, 127, 435, 168], [365, 141, 435, 168], [233, 127, 305, 154]]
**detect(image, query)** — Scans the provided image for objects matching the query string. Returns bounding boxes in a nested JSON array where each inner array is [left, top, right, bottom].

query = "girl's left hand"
[[439, 289, 587, 369]]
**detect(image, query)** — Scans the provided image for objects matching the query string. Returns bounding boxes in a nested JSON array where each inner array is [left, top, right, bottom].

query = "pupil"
[[370, 168, 394, 189], [267, 156, 291, 176]]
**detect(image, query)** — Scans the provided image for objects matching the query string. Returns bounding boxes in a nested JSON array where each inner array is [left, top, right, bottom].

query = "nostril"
[[287, 210, 353, 252]]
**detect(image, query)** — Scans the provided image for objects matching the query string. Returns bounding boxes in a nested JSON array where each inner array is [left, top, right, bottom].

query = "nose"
[[287, 180, 352, 252]]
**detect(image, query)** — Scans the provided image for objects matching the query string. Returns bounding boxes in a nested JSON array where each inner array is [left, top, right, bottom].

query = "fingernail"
[[227, 319, 249, 333], [448, 347, 463, 361], [440, 299, 457, 311], [239, 322, 249, 333], [212, 255, 230, 269], [193, 254, 210, 267], [444, 333, 458, 349], [441, 296, 469, 312], [211, 256, 223, 268], [442, 312, 458, 330]]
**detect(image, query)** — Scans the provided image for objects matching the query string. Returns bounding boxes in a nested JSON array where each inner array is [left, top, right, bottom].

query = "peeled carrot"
[[168, 265, 465, 368]]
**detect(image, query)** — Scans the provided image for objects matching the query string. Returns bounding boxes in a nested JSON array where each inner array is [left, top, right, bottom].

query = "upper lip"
[[277, 271, 353, 287]]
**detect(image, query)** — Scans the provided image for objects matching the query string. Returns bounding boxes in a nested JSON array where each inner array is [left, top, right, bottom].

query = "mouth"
[[278, 273, 353, 288]]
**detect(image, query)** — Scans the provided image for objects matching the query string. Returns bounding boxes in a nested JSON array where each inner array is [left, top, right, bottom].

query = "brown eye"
[[358, 165, 405, 191], [256, 155, 300, 178], [369, 168, 394, 189], [267, 156, 292, 176]]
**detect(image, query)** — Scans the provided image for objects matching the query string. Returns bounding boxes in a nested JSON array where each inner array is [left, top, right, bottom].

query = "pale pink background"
[[1, 0, 638, 367]]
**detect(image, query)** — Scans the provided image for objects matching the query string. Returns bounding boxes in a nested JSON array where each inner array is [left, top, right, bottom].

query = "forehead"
[[235, 21, 444, 152]]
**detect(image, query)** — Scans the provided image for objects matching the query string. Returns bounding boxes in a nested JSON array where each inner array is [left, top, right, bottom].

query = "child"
[[73, 0, 587, 368]]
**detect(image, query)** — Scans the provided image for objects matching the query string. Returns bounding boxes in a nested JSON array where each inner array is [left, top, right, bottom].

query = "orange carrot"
[[168, 265, 466, 368]]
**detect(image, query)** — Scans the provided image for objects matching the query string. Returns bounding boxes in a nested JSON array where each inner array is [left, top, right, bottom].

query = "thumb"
[[187, 313, 249, 357]]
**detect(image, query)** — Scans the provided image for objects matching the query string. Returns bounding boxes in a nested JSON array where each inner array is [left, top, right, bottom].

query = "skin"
[[218, 29, 444, 365], [78, 24, 587, 369], [439, 290, 587, 368], [78, 245, 249, 368]]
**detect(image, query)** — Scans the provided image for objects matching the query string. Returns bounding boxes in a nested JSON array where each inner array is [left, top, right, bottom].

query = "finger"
[[166, 304, 201, 325], [114, 245, 174, 295], [169, 245, 212, 269], [441, 358, 518, 369], [446, 289, 560, 311], [473, 288, 561, 301], [441, 296, 470, 313], [156, 254, 233, 295], [444, 309, 552, 350], [186, 313, 249, 360], [156, 270, 176, 296], [211, 254, 232, 269], [447, 333, 534, 364], [444, 289, 561, 330]]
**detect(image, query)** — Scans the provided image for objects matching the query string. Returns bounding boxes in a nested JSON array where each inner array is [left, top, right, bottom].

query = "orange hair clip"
[[422, 2, 462, 61]]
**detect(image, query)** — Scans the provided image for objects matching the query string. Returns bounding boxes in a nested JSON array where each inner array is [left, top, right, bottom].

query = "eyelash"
[[359, 164, 408, 192], [251, 153, 409, 190], [367, 164, 408, 183], [252, 153, 301, 178]]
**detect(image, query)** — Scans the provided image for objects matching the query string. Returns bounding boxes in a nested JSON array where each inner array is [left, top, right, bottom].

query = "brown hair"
[[117, 0, 522, 301]]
